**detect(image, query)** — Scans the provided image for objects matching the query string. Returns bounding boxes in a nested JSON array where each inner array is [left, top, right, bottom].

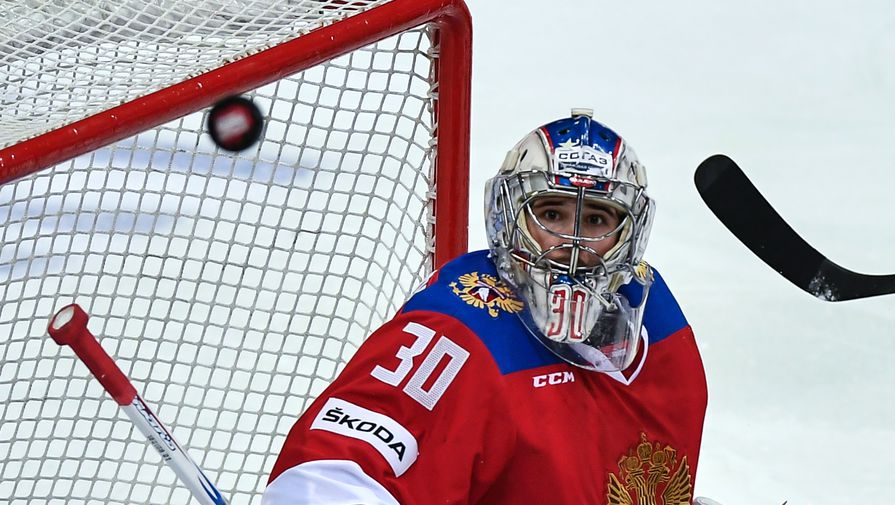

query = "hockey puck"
[[207, 96, 264, 152]]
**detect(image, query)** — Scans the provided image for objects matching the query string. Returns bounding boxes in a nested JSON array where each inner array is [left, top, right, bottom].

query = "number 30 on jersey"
[[370, 322, 469, 411]]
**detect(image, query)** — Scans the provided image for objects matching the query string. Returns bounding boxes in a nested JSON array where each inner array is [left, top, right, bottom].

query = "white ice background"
[[465, 1, 895, 504]]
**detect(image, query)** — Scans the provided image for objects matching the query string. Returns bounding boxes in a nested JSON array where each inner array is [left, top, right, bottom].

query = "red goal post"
[[0, 1, 470, 504]]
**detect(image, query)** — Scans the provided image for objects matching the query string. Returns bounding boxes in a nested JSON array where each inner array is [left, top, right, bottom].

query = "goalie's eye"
[[539, 208, 564, 223], [581, 208, 618, 233]]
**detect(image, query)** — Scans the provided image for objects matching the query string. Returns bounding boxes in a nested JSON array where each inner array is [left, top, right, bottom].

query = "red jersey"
[[264, 250, 707, 504]]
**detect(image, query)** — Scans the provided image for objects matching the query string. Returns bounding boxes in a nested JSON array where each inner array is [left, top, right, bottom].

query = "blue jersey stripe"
[[400, 251, 688, 375]]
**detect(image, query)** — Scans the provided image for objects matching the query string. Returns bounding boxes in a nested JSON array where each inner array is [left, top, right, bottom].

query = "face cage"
[[495, 171, 651, 305]]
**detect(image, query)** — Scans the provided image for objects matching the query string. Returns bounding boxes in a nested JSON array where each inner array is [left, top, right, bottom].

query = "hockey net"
[[0, 1, 470, 504]]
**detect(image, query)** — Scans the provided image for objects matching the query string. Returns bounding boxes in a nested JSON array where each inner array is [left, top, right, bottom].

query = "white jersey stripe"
[[262, 460, 400, 505]]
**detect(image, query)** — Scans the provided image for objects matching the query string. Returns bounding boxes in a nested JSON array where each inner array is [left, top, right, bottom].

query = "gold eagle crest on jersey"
[[450, 272, 523, 317], [606, 433, 692, 505]]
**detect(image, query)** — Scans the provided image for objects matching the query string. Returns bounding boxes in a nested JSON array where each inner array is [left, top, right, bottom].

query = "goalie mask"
[[485, 109, 655, 372]]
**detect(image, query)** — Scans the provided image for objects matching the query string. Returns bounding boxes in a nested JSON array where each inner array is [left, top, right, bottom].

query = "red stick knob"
[[48, 304, 137, 405]]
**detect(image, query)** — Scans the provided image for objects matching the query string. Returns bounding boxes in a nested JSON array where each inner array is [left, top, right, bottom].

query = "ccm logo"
[[533, 371, 575, 388]]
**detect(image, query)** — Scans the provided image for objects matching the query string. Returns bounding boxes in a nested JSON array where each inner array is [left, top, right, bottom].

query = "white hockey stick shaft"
[[47, 303, 229, 505]]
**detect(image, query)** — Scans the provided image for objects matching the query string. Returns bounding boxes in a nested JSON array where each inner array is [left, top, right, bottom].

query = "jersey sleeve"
[[263, 309, 516, 505]]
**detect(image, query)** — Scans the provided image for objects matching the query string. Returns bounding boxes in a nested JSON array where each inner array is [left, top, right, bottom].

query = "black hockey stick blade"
[[694, 154, 895, 301]]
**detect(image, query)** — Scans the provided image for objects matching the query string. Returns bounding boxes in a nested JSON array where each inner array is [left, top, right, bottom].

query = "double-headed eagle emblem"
[[607, 433, 692, 505], [450, 272, 523, 317]]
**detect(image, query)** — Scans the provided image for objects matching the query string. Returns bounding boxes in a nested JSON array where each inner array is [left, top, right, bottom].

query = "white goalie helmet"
[[485, 109, 656, 372]]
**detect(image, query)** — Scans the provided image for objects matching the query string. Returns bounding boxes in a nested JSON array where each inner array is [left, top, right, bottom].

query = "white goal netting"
[[0, 1, 469, 504]]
